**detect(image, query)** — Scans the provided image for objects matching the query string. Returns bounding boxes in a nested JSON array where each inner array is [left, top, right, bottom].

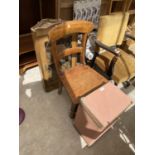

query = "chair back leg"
[[70, 104, 79, 119]]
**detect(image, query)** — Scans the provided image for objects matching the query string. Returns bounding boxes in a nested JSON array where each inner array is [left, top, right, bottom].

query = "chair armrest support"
[[95, 40, 121, 57], [88, 36, 120, 78], [95, 40, 121, 79]]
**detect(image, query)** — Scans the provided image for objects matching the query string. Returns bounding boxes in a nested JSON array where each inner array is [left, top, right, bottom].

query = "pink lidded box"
[[74, 82, 133, 146]]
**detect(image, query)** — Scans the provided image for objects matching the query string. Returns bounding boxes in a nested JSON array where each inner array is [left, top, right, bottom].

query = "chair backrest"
[[48, 20, 94, 75], [97, 12, 129, 46]]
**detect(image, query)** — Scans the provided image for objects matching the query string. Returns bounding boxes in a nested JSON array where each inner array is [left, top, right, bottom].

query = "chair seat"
[[60, 64, 108, 104], [95, 48, 135, 83]]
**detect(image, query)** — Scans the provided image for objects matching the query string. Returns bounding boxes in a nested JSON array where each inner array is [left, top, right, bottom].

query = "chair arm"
[[95, 40, 122, 79], [95, 40, 121, 57], [125, 32, 135, 41]]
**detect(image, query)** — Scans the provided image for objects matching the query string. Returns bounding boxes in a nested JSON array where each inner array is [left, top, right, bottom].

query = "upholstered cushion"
[[95, 48, 135, 83], [60, 64, 108, 103], [97, 12, 129, 46]]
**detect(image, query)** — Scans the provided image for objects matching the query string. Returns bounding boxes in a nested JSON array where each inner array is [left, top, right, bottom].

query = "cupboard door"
[[19, 0, 40, 34]]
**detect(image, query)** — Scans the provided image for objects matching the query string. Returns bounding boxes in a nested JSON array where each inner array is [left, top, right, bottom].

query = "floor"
[[19, 67, 135, 155]]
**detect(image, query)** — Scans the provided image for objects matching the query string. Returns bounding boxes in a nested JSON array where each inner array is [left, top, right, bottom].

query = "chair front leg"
[[58, 80, 63, 94]]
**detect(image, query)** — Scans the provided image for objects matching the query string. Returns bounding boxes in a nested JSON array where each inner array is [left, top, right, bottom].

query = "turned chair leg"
[[70, 104, 79, 119], [58, 81, 63, 94]]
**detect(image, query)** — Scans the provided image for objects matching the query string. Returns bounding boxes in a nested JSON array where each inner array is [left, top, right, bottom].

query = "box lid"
[[80, 82, 132, 128]]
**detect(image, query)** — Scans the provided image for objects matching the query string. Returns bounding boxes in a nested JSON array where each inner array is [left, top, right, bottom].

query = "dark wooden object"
[[19, 0, 56, 75], [108, 0, 134, 14], [19, 34, 38, 74]]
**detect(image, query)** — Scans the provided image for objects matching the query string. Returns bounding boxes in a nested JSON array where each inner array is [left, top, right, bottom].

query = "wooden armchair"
[[48, 20, 108, 118], [90, 12, 135, 87]]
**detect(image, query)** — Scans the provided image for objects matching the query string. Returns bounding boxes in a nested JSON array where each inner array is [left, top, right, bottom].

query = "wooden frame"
[[108, 0, 134, 14], [19, 33, 37, 75], [31, 19, 63, 91]]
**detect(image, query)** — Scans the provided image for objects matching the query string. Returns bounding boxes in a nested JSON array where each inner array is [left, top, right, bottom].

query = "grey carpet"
[[20, 67, 135, 155]]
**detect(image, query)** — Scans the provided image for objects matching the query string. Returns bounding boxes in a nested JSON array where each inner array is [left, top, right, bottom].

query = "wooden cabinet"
[[19, 33, 37, 74], [55, 0, 74, 20], [55, 0, 135, 18], [19, 0, 56, 74], [108, 0, 135, 14], [55, 0, 111, 18]]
